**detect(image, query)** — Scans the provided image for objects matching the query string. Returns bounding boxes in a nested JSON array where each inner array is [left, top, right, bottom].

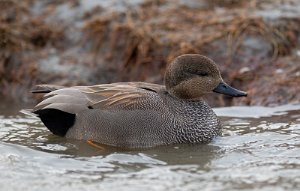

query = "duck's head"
[[164, 54, 247, 100]]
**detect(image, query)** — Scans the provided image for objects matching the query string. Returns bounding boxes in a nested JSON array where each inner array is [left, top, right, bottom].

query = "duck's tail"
[[20, 109, 37, 117], [30, 86, 88, 137]]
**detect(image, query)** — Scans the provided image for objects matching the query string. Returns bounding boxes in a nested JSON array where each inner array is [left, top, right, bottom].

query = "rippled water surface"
[[0, 100, 300, 191]]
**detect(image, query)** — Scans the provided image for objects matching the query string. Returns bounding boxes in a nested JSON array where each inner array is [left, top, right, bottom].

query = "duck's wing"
[[32, 82, 165, 112], [76, 82, 165, 110]]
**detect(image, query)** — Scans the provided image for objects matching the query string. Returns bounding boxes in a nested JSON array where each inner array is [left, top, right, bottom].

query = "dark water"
[[0, 100, 300, 191]]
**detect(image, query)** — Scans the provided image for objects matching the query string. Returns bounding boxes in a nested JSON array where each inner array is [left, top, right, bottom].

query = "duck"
[[31, 54, 247, 148]]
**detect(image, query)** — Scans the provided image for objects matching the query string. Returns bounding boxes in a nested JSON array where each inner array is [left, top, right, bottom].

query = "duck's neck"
[[164, 88, 204, 102]]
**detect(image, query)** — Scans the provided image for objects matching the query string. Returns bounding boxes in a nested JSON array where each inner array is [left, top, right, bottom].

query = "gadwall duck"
[[32, 54, 247, 148]]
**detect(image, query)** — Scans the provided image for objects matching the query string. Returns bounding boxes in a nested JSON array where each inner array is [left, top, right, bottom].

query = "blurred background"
[[1, 0, 300, 107]]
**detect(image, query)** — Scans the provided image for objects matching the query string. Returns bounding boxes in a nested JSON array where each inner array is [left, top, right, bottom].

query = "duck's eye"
[[198, 71, 208, 77]]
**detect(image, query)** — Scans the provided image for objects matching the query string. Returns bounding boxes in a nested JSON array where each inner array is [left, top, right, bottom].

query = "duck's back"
[[33, 83, 221, 148]]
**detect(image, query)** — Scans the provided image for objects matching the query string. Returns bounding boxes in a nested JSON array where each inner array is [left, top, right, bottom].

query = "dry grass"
[[0, 0, 64, 99], [83, 2, 300, 77], [1, 0, 300, 105]]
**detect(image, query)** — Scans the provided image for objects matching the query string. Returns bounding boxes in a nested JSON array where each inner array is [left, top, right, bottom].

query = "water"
[[0, 100, 300, 191]]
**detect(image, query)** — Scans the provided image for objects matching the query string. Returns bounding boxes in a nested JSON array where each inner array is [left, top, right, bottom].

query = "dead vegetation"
[[0, 0, 64, 101], [83, 2, 300, 80], [1, 0, 300, 105]]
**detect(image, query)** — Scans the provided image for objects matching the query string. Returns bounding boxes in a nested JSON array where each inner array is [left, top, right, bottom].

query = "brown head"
[[164, 54, 247, 100]]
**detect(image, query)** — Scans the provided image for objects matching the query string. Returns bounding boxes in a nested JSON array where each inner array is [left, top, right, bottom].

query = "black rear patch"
[[34, 109, 75, 136]]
